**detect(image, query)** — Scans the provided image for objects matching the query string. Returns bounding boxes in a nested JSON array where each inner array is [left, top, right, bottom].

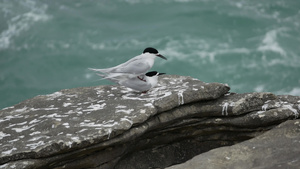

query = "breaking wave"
[[0, 0, 50, 50]]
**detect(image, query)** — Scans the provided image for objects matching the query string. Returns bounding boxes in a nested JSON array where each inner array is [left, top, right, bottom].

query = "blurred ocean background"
[[1, 0, 300, 109]]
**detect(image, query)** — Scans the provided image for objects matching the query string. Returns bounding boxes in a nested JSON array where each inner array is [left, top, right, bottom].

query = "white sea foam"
[[0, 0, 50, 50], [287, 88, 300, 96], [254, 85, 265, 93], [257, 29, 287, 57], [161, 36, 250, 63], [276, 88, 300, 97], [122, 0, 196, 4]]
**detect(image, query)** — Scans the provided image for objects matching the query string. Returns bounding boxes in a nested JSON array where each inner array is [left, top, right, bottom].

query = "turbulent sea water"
[[1, 0, 300, 109]]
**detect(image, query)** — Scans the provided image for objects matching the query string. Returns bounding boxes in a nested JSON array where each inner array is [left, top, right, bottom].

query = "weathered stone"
[[0, 75, 229, 168], [167, 119, 300, 169], [190, 92, 277, 116], [0, 75, 299, 169]]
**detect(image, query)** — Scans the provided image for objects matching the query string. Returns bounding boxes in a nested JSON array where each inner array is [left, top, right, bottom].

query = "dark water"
[[1, 0, 300, 109]]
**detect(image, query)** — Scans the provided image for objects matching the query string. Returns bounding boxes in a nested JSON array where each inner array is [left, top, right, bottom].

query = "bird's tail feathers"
[[104, 73, 132, 80], [89, 68, 140, 83], [95, 72, 131, 83], [88, 68, 113, 74], [95, 73, 106, 79]]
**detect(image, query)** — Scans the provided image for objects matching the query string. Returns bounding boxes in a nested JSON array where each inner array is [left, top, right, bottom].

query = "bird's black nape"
[[143, 47, 158, 54], [145, 71, 158, 77]]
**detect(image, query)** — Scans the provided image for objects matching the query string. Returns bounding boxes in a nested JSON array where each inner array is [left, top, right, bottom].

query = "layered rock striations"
[[0, 75, 299, 169]]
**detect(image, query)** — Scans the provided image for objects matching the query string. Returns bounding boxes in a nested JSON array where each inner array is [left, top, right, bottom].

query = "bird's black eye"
[[143, 47, 158, 54], [145, 71, 158, 77]]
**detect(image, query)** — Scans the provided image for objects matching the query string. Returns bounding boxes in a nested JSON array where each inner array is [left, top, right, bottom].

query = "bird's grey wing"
[[94, 73, 120, 83], [114, 58, 151, 75]]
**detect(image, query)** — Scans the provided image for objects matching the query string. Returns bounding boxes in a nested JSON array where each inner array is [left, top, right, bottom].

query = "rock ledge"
[[0, 75, 299, 169]]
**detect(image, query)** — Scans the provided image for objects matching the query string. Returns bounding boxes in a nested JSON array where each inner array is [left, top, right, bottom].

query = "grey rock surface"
[[167, 119, 300, 169], [0, 75, 229, 168], [0, 75, 299, 169]]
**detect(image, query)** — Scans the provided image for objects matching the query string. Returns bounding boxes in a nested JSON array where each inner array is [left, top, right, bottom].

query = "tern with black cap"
[[96, 71, 166, 93], [89, 47, 166, 80]]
